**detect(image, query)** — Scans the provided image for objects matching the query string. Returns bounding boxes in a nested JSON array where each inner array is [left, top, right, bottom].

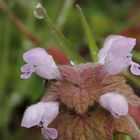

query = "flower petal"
[[98, 35, 136, 74], [20, 73, 32, 79], [98, 35, 125, 64], [107, 37, 136, 57], [20, 64, 36, 79], [42, 102, 59, 126], [35, 65, 61, 80], [99, 92, 128, 117], [23, 48, 56, 67], [21, 102, 47, 128], [21, 64, 34, 72], [42, 127, 58, 140], [130, 62, 140, 76], [22, 48, 61, 79], [104, 54, 132, 74]]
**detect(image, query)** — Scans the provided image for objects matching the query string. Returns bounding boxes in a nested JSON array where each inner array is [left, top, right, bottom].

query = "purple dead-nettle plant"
[[21, 35, 140, 140]]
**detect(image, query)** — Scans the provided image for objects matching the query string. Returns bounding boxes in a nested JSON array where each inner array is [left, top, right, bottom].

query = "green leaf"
[[36, 4, 85, 64], [76, 4, 99, 62]]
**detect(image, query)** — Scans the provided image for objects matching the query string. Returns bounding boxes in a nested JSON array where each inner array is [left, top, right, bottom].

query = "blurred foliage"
[[0, 0, 140, 140]]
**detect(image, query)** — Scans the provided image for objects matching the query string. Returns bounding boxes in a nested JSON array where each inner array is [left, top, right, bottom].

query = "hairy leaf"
[[50, 107, 114, 140], [57, 64, 104, 114]]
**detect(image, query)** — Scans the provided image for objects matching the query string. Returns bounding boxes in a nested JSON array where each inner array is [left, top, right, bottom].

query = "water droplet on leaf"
[[34, 3, 45, 19], [33, 10, 44, 19]]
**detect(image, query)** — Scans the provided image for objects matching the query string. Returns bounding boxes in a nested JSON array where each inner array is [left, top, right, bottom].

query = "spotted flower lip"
[[98, 35, 140, 75], [21, 102, 59, 139], [99, 92, 128, 117], [42, 127, 58, 140], [130, 62, 140, 76], [21, 47, 61, 80]]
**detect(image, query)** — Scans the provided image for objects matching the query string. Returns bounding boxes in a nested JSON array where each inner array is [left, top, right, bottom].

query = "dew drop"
[[33, 3, 45, 19], [33, 10, 44, 19]]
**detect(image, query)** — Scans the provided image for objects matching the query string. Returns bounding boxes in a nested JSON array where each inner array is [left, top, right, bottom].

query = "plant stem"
[[123, 71, 140, 88]]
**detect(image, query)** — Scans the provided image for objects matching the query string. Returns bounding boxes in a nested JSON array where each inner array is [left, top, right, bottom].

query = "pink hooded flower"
[[21, 48, 60, 79], [99, 92, 128, 117], [21, 102, 59, 139], [98, 35, 140, 75]]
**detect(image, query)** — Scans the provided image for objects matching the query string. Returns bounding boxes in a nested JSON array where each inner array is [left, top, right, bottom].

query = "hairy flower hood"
[[21, 48, 61, 79]]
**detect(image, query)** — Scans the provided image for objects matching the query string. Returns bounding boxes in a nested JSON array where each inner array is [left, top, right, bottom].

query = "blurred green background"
[[0, 0, 140, 139]]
